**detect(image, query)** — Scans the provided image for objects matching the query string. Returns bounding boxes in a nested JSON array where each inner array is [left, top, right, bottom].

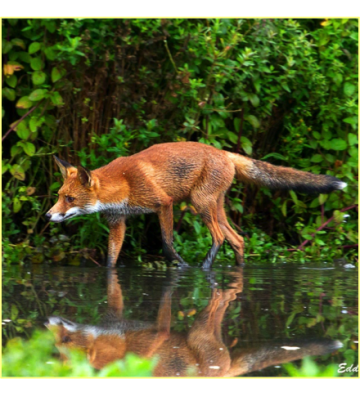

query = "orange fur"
[[47, 142, 345, 268]]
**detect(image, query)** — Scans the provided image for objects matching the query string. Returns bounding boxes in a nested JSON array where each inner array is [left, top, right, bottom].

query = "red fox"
[[46, 142, 347, 268], [46, 269, 343, 376]]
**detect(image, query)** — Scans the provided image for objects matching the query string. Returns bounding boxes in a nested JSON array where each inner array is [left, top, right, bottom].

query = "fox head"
[[46, 156, 100, 223], [45, 316, 127, 369]]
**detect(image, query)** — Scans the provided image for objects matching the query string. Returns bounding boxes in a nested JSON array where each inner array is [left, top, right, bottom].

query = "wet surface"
[[2, 261, 358, 377]]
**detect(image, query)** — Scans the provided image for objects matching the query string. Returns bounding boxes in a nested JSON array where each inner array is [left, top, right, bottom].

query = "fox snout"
[[46, 210, 67, 223], [45, 207, 81, 222], [45, 211, 65, 222]]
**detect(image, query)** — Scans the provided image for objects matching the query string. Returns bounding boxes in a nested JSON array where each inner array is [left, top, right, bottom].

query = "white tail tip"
[[333, 340, 343, 349], [337, 181, 347, 190]]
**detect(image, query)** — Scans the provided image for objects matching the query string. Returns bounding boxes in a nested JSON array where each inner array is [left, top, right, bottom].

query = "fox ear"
[[53, 156, 74, 179], [77, 165, 92, 187]]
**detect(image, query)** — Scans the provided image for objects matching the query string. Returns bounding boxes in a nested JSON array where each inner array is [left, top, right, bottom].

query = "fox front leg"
[[158, 201, 188, 267], [107, 217, 126, 267]]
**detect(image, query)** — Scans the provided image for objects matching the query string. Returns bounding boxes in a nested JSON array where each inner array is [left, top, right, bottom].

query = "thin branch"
[[2, 103, 41, 142], [164, 40, 178, 74], [87, 255, 102, 267], [212, 107, 243, 113]]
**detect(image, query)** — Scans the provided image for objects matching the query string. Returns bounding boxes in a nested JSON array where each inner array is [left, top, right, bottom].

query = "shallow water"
[[2, 261, 358, 377]]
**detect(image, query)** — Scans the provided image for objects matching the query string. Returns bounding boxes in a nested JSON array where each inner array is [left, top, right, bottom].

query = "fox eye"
[[65, 196, 75, 203]]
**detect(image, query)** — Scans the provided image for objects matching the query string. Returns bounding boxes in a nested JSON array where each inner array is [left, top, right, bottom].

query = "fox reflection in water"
[[45, 269, 342, 377]]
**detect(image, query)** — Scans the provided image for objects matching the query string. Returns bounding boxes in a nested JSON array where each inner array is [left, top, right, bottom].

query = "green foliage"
[[2, 330, 155, 377], [2, 18, 358, 265], [284, 357, 339, 377]]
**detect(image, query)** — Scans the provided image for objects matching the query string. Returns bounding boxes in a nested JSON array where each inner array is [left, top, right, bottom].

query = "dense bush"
[[2, 18, 358, 265]]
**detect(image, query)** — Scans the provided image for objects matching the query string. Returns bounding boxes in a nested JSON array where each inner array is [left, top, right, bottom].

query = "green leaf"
[[289, 190, 298, 205], [282, 82, 291, 92], [16, 96, 34, 109], [281, 201, 287, 217], [319, 194, 328, 205], [29, 116, 45, 133], [2, 87, 16, 101], [50, 91, 64, 106], [348, 133, 358, 146], [30, 57, 43, 71], [3, 41, 13, 54], [11, 145, 22, 157], [5, 74, 17, 88], [1, 161, 10, 174], [43, 20, 57, 33], [16, 128, 30, 140], [29, 89, 47, 101], [11, 304, 19, 320], [10, 164, 26, 181], [13, 121, 30, 139], [233, 117, 240, 132], [13, 197, 22, 213], [333, 210, 345, 223], [44, 46, 57, 60], [348, 143, 357, 156], [332, 73, 343, 86], [343, 82, 356, 97], [227, 131, 238, 144], [244, 114, 260, 128], [240, 136, 252, 155], [29, 117, 37, 132], [309, 198, 320, 208], [248, 93, 260, 107], [29, 42, 41, 55], [51, 67, 64, 83], [310, 154, 323, 163], [343, 117, 357, 125], [50, 181, 61, 191], [22, 142, 36, 156], [32, 71, 46, 85], [11, 38, 25, 49], [329, 138, 347, 151], [324, 154, 335, 163], [253, 79, 261, 92]]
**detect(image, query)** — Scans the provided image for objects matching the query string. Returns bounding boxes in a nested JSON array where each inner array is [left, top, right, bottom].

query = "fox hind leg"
[[191, 193, 225, 269], [217, 194, 245, 266]]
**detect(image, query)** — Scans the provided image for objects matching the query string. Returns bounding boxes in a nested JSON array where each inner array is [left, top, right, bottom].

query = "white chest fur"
[[85, 199, 154, 216]]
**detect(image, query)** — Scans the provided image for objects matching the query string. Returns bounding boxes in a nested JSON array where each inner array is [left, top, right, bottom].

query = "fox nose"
[[45, 213, 52, 221]]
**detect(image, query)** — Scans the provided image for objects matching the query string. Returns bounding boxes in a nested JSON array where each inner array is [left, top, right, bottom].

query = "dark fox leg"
[[201, 212, 225, 269], [158, 199, 188, 267], [216, 194, 245, 265], [107, 216, 126, 267]]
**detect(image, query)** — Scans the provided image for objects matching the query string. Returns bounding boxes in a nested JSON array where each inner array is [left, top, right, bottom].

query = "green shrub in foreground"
[[2, 330, 154, 377]]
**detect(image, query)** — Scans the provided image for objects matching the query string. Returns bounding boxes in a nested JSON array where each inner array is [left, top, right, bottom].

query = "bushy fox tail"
[[227, 152, 347, 194]]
